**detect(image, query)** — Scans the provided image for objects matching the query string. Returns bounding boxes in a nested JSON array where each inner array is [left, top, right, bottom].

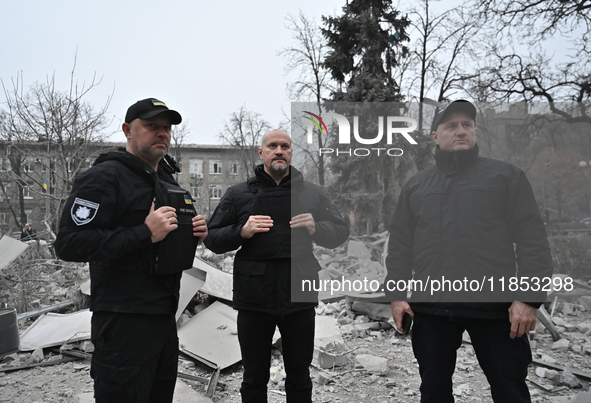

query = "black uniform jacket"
[[204, 165, 349, 315], [54, 150, 183, 315], [385, 145, 553, 319]]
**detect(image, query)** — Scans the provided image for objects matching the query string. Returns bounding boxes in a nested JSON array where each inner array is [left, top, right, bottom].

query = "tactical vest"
[[95, 154, 198, 275], [239, 181, 314, 261], [152, 179, 199, 274]]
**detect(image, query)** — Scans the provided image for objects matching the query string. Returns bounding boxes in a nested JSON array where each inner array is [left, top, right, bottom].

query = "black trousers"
[[90, 311, 179, 403], [237, 308, 315, 403], [412, 312, 532, 403]]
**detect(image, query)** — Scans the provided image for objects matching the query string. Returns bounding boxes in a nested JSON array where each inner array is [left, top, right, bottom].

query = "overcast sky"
[[1, 0, 349, 145], [2, 1, 570, 146]]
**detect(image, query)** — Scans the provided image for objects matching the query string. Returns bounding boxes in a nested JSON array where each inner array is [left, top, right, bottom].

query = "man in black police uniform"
[[386, 100, 553, 403], [204, 129, 349, 403], [54, 98, 208, 403]]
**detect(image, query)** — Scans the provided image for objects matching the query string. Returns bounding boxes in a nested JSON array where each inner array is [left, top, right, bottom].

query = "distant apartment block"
[[0, 141, 252, 238]]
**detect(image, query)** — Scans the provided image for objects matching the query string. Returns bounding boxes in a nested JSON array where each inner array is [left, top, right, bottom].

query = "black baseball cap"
[[125, 98, 182, 124], [431, 100, 476, 132]]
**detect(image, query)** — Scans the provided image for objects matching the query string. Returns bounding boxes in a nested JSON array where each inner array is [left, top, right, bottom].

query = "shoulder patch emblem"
[[71, 198, 100, 226]]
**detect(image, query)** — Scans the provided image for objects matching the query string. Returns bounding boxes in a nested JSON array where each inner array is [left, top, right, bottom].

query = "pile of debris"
[[1, 233, 591, 403]]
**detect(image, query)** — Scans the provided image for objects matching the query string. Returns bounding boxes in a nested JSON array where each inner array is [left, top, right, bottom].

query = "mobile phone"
[[401, 312, 412, 334]]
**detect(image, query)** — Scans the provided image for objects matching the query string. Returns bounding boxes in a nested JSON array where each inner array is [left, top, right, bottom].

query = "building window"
[[0, 183, 11, 201], [40, 157, 49, 173], [209, 159, 222, 175], [230, 160, 240, 175], [191, 185, 203, 199], [190, 159, 203, 178], [209, 184, 223, 199], [23, 157, 35, 173], [0, 158, 11, 172], [0, 212, 9, 224], [23, 185, 33, 199]]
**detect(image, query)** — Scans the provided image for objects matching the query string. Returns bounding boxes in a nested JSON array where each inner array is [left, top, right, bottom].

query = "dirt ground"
[[1, 298, 590, 403], [1, 241, 590, 402]]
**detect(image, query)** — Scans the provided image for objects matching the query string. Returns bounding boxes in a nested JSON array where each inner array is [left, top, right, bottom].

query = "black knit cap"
[[124, 98, 182, 124], [431, 100, 476, 132]]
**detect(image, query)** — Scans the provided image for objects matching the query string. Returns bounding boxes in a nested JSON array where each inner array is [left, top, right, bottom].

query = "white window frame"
[[23, 185, 33, 199], [209, 159, 222, 175], [0, 158, 11, 172], [191, 185, 203, 199], [209, 184, 223, 199], [229, 160, 240, 175]]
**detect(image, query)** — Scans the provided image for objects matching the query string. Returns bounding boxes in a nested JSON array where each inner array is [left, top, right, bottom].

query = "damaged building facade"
[[0, 141, 248, 238]]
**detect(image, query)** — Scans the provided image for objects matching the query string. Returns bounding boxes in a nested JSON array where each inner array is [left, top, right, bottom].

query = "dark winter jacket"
[[385, 144, 553, 320], [204, 165, 349, 315], [54, 149, 195, 315]]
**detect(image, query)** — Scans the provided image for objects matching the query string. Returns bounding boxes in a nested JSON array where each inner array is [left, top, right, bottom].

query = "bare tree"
[[400, 1, 480, 128], [477, 0, 591, 44], [466, 0, 591, 123], [278, 11, 333, 186], [218, 106, 270, 180], [0, 62, 114, 237], [168, 121, 190, 178]]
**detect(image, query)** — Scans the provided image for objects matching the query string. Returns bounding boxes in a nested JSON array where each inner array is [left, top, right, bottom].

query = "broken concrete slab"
[[536, 367, 548, 378], [551, 338, 571, 351], [562, 302, 574, 315], [178, 300, 240, 370], [192, 257, 233, 301], [355, 354, 388, 375], [313, 315, 348, 369], [175, 267, 207, 322], [19, 309, 91, 351], [0, 235, 29, 272], [556, 371, 583, 389], [347, 240, 372, 260], [27, 347, 44, 364]]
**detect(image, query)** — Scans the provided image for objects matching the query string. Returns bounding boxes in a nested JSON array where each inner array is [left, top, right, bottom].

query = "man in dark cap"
[[54, 98, 208, 403], [385, 100, 553, 402]]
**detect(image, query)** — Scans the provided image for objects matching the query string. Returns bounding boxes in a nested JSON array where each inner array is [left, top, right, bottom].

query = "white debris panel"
[[19, 310, 92, 351], [0, 236, 29, 272], [178, 300, 240, 370]]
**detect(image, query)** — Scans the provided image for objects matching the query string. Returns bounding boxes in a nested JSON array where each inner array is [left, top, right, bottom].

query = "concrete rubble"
[[355, 354, 389, 375], [0, 235, 589, 402]]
